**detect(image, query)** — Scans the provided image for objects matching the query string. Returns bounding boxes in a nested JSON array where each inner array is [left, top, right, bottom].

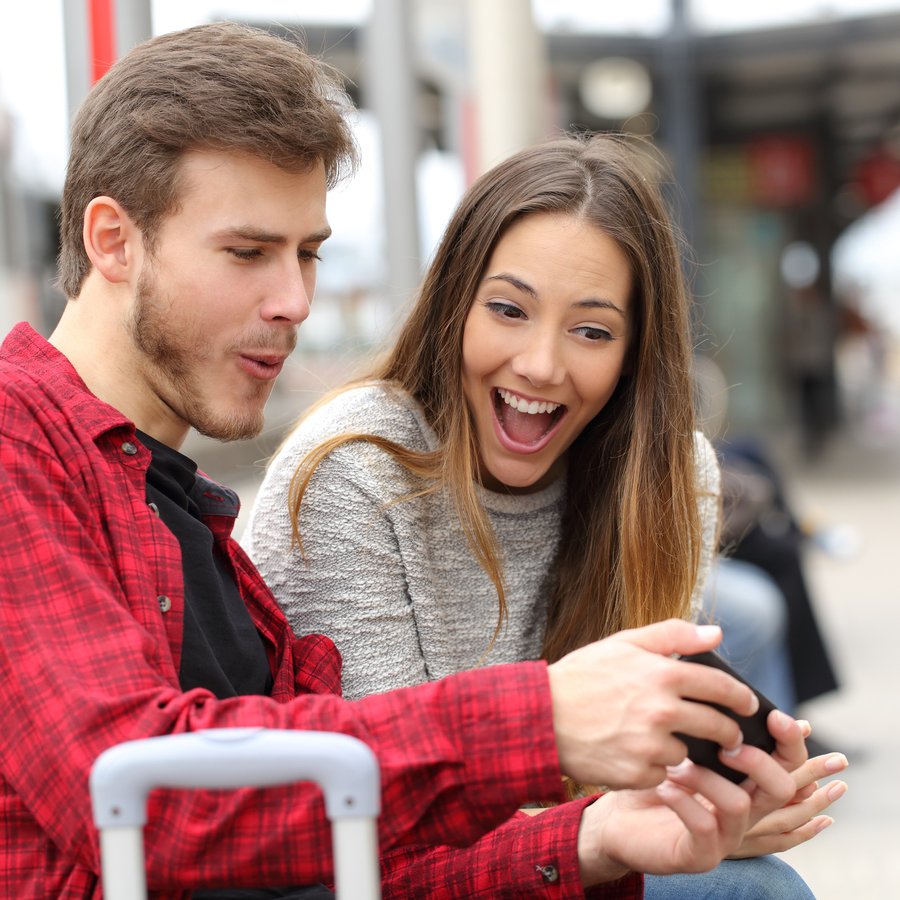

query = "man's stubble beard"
[[128, 263, 268, 442]]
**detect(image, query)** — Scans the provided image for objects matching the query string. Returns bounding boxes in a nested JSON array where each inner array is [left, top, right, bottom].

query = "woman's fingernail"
[[695, 625, 722, 641], [815, 816, 834, 833], [722, 741, 743, 758], [824, 753, 849, 773], [827, 781, 847, 801]]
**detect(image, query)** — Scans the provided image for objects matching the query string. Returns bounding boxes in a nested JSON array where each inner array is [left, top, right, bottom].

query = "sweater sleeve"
[[691, 431, 722, 616]]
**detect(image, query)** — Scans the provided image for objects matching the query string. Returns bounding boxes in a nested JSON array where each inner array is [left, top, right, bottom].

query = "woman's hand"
[[727, 746, 848, 858]]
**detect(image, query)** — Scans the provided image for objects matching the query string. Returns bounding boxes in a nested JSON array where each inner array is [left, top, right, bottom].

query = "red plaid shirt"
[[0, 323, 641, 899]]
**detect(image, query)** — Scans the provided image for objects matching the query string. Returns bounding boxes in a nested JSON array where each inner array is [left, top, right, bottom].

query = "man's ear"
[[82, 196, 141, 284]]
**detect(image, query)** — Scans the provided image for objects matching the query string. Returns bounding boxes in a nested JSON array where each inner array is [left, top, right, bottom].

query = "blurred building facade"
[[4, 0, 900, 445]]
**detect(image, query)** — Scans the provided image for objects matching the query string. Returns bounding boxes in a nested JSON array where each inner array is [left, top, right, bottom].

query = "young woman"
[[245, 134, 843, 896], [247, 134, 718, 698]]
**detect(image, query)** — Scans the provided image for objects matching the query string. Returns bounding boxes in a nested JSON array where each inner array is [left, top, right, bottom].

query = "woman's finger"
[[732, 815, 834, 857], [756, 779, 847, 835], [790, 752, 848, 791]]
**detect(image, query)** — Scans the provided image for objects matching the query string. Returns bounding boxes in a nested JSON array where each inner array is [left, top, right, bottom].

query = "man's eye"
[[299, 249, 323, 262], [227, 248, 262, 261]]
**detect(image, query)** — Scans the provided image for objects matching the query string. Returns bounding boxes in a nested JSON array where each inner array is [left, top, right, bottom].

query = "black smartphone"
[[674, 651, 778, 784]]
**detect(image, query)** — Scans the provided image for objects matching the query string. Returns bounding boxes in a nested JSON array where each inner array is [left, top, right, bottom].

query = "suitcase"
[[90, 727, 382, 900]]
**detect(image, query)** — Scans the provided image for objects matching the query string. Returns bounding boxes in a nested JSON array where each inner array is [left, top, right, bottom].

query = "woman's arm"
[[692, 432, 722, 614], [247, 434, 431, 700]]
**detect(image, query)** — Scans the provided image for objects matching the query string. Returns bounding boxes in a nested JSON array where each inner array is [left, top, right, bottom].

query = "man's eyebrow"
[[212, 226, 332, 244], [484, 272, 626, 318]]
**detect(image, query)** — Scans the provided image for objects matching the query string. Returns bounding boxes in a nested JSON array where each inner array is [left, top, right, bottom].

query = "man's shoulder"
[[0, 324, 67, 419], [0, 348, 53, 432]]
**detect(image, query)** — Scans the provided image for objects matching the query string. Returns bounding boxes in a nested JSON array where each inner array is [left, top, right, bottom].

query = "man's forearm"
[[379, 799, 642, 899]]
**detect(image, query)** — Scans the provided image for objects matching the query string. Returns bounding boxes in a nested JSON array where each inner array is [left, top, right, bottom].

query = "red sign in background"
[[748, 135, 816, 207]]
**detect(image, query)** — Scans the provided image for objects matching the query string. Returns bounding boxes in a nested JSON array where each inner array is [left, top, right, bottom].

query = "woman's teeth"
[[497, 388, 560, 415]]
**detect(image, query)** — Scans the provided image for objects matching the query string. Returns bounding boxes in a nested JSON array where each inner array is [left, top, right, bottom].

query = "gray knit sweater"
[[244, 383, 720, 701]]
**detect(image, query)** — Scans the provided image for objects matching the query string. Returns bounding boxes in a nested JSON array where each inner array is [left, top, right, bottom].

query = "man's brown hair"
[[57, 22, 357, 297]]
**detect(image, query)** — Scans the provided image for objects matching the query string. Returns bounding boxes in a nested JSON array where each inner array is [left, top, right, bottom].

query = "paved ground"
[[188, 352, 900, 899], [774, 431, 900, 898]]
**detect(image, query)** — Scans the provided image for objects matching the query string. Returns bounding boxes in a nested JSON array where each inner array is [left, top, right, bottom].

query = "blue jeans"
[[644, 857, 816, 899]]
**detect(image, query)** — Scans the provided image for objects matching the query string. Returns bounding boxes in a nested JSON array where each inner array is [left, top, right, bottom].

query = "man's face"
[[125, 149, 330, 445]]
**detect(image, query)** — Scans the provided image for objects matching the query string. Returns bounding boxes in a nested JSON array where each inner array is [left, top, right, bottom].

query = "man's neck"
[[49, 291, 191, 450]]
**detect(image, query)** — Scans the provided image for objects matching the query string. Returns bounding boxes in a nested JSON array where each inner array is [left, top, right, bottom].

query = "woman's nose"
[[510, 332, 564, 387]]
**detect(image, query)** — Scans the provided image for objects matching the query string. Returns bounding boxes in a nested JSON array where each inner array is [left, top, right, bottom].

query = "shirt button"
[[537, 864, 559, 883], [121, 441, 139, 455], [157, 595, 172, 613]]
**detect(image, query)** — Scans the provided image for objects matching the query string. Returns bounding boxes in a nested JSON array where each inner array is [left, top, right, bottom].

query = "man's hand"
[[575, 712, 804, 885], [546, 619, 759, 789]]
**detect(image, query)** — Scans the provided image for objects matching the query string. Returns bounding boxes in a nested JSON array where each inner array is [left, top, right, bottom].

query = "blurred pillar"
[[115, 0, 153, 58], [659, 0, 701, 258], [465, 0, 548, 177], [62, 1, 91, 125], [63, 0, 152, 124], [0, 106, 25, 337], [363, 0, 422, 305]]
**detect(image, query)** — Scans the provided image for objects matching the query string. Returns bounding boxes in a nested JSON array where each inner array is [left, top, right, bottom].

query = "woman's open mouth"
[[491, 387, 566, 452]]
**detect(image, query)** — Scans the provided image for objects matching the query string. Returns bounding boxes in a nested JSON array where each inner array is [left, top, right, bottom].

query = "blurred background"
[[2, 2, 898, 895]]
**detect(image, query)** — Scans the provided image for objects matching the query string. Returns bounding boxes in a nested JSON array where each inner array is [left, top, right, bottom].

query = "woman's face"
[[461, 212, 633, 493]]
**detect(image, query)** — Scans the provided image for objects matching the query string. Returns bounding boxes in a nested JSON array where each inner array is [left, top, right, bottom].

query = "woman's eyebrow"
[[484, 272, 626, 317], [483, 272, 537, 298], [575, 298, 627, 318]]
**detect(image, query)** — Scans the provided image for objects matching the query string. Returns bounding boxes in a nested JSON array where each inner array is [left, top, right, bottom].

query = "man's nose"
[[262, 264, 313, 325]]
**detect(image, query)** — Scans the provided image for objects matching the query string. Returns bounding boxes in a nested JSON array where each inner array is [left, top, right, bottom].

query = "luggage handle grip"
[[91, 727, 381, 828]]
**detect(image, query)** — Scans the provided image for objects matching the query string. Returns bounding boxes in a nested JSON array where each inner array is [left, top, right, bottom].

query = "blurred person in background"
[[0, 21, 820, 900], [717, 439, 842, 709], [247, 134, 848, 899], [693, 353, 843, 736], [783, 282, 838, 458]]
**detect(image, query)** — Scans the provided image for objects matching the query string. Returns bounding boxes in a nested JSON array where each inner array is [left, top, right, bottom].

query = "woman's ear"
[[82, 196, 141, 284]]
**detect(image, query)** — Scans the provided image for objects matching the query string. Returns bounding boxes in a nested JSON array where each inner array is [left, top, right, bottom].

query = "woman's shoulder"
[[276, 382, 435, 466], [692, 430, 721, 494]]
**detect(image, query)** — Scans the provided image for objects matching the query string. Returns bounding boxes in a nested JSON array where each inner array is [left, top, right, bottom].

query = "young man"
[[0, 22, 811, 899]]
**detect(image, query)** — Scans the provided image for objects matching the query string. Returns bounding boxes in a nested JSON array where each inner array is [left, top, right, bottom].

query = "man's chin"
[[192, 411, 265, 443]]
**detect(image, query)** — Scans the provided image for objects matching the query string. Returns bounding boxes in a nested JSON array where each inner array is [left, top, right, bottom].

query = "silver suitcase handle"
[[90, 727, 381, 900]]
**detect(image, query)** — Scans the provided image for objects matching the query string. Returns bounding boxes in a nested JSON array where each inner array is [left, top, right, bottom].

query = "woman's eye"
[[574, 325, 613, 342], [485, 300, 525, 319]]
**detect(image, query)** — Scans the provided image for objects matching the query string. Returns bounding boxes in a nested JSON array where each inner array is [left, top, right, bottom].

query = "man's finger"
[[612, 619, 723, 657]]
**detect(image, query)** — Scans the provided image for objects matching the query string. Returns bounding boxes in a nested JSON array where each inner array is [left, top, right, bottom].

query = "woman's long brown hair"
[[288, 133, 702, 670]]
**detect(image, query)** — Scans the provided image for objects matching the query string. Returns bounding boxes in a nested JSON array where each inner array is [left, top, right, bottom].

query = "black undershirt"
[[138, 431, 273, 698]]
